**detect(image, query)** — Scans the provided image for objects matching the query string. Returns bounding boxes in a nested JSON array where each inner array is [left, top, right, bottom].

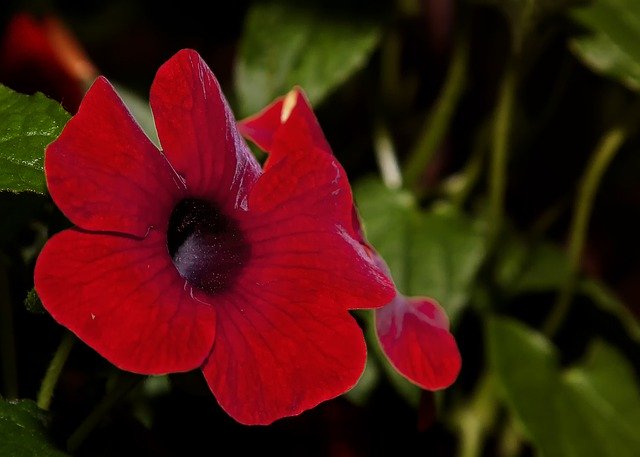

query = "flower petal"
[[240, 88, 373, 249], [375, 295, 461, 390], [241, 149, 395, 310], [45, 76, 181, 237], [202, 280, 366, 425], [34, 229, 216, 374], [238, 88, 330, 157], [150, 49, 260, 211], [238, 90, 393, 308]]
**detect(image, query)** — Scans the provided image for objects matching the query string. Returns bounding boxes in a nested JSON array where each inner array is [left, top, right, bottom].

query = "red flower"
[[0, 12, 96, 112], [241, 92, 461, 392], [34, 49, 395, 425]]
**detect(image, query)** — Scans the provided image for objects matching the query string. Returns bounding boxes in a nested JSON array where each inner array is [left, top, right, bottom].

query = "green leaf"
[[488, 317, 640, 457], [570, 0, 640, 92], [235, 1, 381, 117], [496, 236, 571, 294], [354, 177, 486, 322], [0, 399, 68, 456], [0, 85, 70, 194], [496, 235, 640, 341]]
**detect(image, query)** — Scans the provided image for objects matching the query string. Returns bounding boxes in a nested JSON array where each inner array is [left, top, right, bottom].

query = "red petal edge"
[[45, 76, 181, 237], [375, 295, 461, 390], [238, 88, 330, 157], [34, 229, 216, 374], [202, 278, 367, 425]]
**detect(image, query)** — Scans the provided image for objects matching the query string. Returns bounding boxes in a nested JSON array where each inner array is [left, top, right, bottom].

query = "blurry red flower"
[[34, 49, 394, 425], [240, 91, 461, 391], [0, 12, 96, 112]]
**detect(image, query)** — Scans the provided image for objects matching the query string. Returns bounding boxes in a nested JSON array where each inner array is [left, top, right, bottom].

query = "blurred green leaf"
[[235, 1, 381, 117], [0, 85, 70, 194], [496, 235, 640, 341], [565, 340, 640, 430], [496, 235, 571, 293], [488, 316, 640, 457], [0, 399, 68, 456], [570, 0, 640, 92], [354, 177, 486, 322]]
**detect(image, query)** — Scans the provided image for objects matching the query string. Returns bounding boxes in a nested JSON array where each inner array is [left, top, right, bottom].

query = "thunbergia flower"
[[34, 49, 395, 425], [0, 12, 96, 112], [240, 92, 461, 391]]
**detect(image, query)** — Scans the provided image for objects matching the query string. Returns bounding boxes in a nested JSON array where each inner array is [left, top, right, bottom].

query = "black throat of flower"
[[167, 198, 248, 295]]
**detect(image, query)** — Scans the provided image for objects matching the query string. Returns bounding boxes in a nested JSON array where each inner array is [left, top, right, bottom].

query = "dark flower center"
[[167, 198, 248, 295]]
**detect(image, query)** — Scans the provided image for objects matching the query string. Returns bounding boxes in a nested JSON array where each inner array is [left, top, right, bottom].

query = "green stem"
[[37, 332, 75, 410], [403, 28, 469, 189], [451, 121, 490, 208], [543, 125, 628, 336], [374, 119, 403, 189], [488, 61, 517, 250], [0, 257, 18, 399], [455, 373, 497, 457], [498, 414, 523, 457], [67, 373, 142, 453]]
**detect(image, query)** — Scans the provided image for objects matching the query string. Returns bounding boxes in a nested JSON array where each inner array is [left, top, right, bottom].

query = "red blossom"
[[34, 49, 395, 425], [0, 12, 96, 112], [240, 91, 461, 391]]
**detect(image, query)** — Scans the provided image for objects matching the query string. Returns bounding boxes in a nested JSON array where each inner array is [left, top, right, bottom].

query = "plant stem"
[[455, 373, 497, 457], [451, 121, 490, 208], [403, 28, 469, 189], [37, 331, 75, 410], [374, 119, 403, 189], [0, 257, 18, 399], [67, 373, 142, 453], [488, 60, 517, 250], [498, 414, 523, 457], [543, 124, 628, 337]]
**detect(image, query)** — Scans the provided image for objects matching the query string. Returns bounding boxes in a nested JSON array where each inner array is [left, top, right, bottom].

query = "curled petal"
[[46, 77, 181, 237], [238, 88, 330, 158], [375, 295, 461, 390], [150, 49, 260, 211], [34, 229, 216, 374], [202, 278, 367, 425]]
